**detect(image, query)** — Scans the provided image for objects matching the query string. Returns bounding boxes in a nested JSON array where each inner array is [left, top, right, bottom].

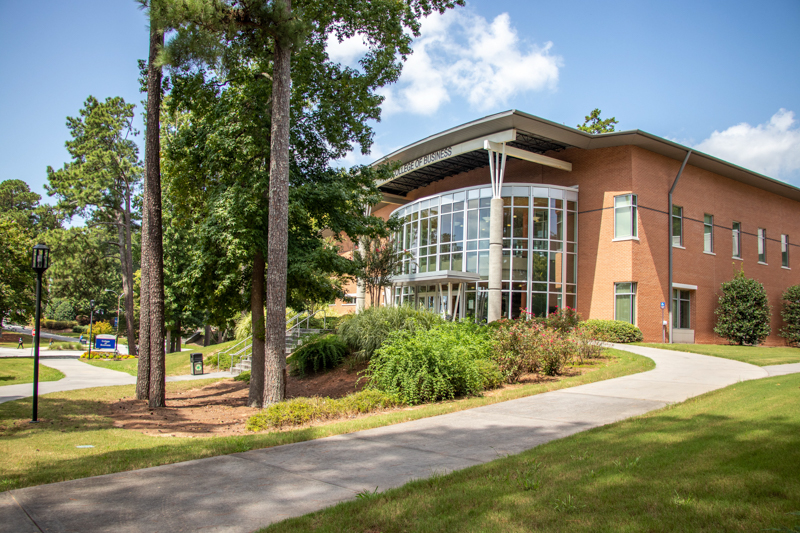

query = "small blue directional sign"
[[660, 302, 666, 309]]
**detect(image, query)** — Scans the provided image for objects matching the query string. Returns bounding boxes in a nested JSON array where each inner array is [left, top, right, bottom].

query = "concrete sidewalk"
[[0, 344, 788, 533]]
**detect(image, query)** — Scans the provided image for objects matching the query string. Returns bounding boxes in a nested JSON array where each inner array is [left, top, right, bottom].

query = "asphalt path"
[[3, 344, 797, 533]]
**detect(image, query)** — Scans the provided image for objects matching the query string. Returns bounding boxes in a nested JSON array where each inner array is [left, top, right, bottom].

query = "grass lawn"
[[0, 349, 651, 492], [0, 359, 65, 385], [82, 340, 238, 377], [0, 332, 34, 348], [635, 343, 800, 366], [261, 372, 800, 533]]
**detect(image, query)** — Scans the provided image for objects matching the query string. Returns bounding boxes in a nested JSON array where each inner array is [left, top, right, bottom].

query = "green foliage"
[[582, 319, 644, 343], [577, 108, 619, 134], [234, 371, 251, 382], [779, 285, 800, 346], [492, 321, 574, 379], [474, 358, 503, 390], [0, 179, 62, 235], [714, 270, 771, 345], [289, 334, 347, 377], [0, 217, 35, 324], [352, 235, 408, 308], [245, 390, 400, 431], [80, 352, 134, 360], [46, 298, 76, 322], [544, 306, 581, 333], [40, 319, 78, 331], [337, 305, 444, 361], [364, 322, 495, 405]]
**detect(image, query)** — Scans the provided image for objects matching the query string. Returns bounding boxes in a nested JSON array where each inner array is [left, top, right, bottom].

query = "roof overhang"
[[391, 270, 482, 285], [371, 109, 800, 202]]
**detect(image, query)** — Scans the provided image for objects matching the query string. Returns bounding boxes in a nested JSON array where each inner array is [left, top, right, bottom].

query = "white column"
[[485, 141, 507, 323]]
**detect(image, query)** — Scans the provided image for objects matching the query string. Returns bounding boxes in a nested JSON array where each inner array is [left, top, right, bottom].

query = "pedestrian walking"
[[17, 336, 24, 349]]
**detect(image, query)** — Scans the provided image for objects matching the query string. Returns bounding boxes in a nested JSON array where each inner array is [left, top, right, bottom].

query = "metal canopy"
[[378, 130, 572, 196]]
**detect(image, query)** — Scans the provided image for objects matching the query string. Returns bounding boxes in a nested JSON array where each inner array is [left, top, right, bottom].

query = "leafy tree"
[[0, 179, 63, 235], [155, 0, 462, 406], [779, 285, 800, 346], [46, 96, 142, 355], [0, 217, 35, 324], [353, 235, 406, 308], [577, 108, 619, 134], [713, 268, 771, 345]]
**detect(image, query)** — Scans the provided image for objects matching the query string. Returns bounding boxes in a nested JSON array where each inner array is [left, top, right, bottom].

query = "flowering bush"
[[544, 307, 582, 333], [80, 352, 135, 360]]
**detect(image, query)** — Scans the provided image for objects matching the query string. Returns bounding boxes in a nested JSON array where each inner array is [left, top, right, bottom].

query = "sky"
[[1, 0, 799, 208]]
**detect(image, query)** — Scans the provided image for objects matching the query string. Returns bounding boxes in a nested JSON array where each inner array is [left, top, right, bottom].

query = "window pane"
[[512, 250, 528, 280], [679, 299, 690, 329], [453, 211, 464, 242], [550, 209, 563, 240], [503, 207, 512, 239], [479, 208, 491, 239], [534, 209, 549, 239], [615, 295, 631, 322], [478, 251, 489, 279], [531, 252, 548, 281], [513, 207, 528, 238], [467, 210, 478, 240], [615, 207, 631, 238]]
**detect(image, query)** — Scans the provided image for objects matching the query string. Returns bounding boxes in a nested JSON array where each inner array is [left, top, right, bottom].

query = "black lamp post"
[[31, 243, 50, 423], [88, 299, 95, 358]]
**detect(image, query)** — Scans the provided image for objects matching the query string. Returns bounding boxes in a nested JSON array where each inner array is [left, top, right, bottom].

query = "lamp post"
[[30, 243, 50, 423], [105, 289, 122, 353], [88, 300, 95, 358]]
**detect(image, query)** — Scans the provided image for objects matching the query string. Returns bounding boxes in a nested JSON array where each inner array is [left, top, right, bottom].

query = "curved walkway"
[[2, 345, 795, 533]]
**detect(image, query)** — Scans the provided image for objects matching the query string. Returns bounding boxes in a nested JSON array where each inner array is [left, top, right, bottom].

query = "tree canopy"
[[577, 108, 619, 134]]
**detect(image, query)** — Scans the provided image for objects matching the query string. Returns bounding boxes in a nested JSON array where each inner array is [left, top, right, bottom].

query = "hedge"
[[582, 319, 643, 343]]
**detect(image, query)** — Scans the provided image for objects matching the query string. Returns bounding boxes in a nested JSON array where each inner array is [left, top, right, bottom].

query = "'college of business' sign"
[[380, 129, 518, 184], [392, 147, 454, 178]]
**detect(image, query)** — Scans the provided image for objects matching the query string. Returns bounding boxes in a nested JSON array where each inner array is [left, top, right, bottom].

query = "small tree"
[[353, 236, 406, 308], [714, 269, 771, 345], [577, 108, 618, 134], [779, 285, 800, 346]]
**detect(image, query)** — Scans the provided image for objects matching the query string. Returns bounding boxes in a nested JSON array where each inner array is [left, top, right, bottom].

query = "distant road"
[[3, 324, 77, 343]]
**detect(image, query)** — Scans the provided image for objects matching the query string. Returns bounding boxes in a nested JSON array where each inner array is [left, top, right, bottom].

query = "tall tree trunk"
[[204, 324, 211, 347], [263, 14, 292, 405], [137, 224, 150, 398], [249, 251, 266, 407], [175, 316, 181, 353], [122, 192, 137, 356], [145, 19, 166, 408], [166, 329, 172, 354]]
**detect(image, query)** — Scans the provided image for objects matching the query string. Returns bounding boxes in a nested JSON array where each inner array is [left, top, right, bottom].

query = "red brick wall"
[[331, 144, 800, 344]]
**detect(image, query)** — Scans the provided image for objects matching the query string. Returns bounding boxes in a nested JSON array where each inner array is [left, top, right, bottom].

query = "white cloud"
[[330, 10, 562, 116], [694, 109, 800, 180], [325, 32, 369, 67]]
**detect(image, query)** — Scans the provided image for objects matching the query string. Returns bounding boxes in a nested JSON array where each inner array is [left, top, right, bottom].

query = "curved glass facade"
[[391, 184, 578, 321]]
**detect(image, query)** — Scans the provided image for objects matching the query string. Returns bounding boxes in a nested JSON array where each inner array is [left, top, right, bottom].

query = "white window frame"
[[782, 234, 790, 268], [614, 282, 637, 325], [613, 194, 638, 240], [672, 289, 691, 329], [703, 214, 714, 253], [758, 228, 767, 263], [672, 206, 683, 247], [732, 221, 742, 259], [341, 293, 357, 306]]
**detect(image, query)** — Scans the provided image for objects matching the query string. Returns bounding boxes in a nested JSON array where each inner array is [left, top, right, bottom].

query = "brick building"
[[331, 110, 800, 345]]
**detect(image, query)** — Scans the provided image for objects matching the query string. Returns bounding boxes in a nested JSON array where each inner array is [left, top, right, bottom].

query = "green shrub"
[[289, 334, 347, 376], [492, 321, 574, 378], [544, 307, 582, 333], [245, 389, 400, 431], [41, 319, 77, 331], [337, 305, 443, 361], [364, 321, 495, 405], [714, 269, 771, 345], [779, 285, 800, 346], [582, 319, 643, 343], [474, 359, 503, 390], [234, 371, 251, 382], [72, 325, 85, 334]]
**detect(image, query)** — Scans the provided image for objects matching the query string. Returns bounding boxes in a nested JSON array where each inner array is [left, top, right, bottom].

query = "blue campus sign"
[[95, 335, 116, 351]]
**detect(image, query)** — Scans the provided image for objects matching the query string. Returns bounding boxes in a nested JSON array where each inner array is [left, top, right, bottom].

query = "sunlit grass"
[[0, 359, 65, 385], [82, 340, 238, 376], [261, 373, 800, 533]]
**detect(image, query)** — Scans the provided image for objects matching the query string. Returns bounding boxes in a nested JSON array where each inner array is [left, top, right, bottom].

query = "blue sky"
[[2, 0, 799, 207]]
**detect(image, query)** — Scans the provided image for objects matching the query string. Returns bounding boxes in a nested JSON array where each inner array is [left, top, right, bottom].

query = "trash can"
[[190, 353, 204, 376]]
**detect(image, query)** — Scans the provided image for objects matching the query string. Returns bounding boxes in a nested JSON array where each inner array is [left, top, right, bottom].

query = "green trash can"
[[190, 353, 204, 376]]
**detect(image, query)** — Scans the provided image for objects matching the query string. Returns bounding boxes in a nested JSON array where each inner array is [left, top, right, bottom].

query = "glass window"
[[614, 194, 637, 239], [782, 234, 790, 268], [672, 206, 683, 247], [704, 214, 714, 253], [732, 221, 742, 259], [615, 282, 637, 324], [673, 289, 691, 329], [758, 228, 767, 263]]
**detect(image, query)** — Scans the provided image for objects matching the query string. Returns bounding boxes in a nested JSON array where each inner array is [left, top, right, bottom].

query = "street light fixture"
[[88, 299, 96, 358], [105, 289, 122, 354], [30, 243, 50, 423]]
